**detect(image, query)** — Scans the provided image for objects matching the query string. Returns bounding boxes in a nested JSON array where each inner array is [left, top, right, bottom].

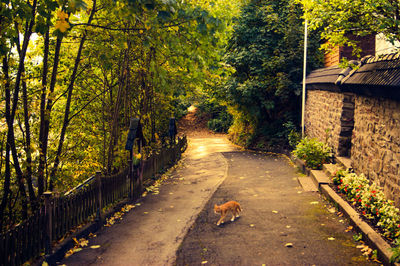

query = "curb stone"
[[293, 158, 399, 266]]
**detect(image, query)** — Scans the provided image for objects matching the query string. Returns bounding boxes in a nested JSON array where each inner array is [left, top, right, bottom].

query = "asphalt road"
[[59, 134, 376, 265], [176, 151, 377, 265]]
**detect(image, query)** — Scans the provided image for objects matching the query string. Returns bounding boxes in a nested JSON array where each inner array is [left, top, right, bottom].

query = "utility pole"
[[302, 19, 308, 138]]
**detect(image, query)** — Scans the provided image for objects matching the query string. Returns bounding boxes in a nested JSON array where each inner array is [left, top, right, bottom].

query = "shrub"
[[196, 100, 233, 133], [288, 130, 301, 149], [207, 110, 233, 133], [292, 137, 332, 169]]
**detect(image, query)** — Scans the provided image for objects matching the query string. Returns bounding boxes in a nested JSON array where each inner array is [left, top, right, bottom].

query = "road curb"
[[293, 158, 399, 266]]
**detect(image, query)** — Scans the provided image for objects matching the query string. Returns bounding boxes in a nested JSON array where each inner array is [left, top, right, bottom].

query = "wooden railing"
[[0, 136, 187, 266]]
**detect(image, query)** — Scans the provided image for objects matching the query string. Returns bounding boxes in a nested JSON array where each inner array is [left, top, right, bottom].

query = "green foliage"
[[288, 130, 301, 149], [333, 170, 400, 247], [196, 98, 233, 133], [297, 0, 400, 56], [207, 111, 232, 133], [221, 0, 323, 146], [0, 0, 243, 230], [292, 137, 332, 169], [391, 239, 400, 263], [353, 233, 363, 242]]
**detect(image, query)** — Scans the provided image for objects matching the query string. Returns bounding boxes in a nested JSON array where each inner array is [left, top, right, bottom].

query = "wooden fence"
[[0, 136, 187, 266]]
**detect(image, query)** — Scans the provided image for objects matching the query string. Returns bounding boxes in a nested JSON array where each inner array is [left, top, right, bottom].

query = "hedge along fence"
[[0, 136, 187, 266]]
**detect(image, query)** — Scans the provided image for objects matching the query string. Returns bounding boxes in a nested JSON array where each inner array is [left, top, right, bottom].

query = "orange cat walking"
[[214, 201, 242, 226]]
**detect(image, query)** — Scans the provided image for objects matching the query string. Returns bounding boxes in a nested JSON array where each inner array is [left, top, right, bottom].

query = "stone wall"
[[305, 90, 354, 156], [351, 95, 400, 206]]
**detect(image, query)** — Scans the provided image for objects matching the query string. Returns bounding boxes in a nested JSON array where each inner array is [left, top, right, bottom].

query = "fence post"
[[95, 171, 103, 224], [44, 192, 53, 255], [128, 159, 134, 199]]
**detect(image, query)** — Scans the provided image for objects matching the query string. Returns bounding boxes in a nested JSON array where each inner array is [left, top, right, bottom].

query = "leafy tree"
[[0, 0, 237, 231], [222, 0, 323, 147], [297, 0, 400, 53]]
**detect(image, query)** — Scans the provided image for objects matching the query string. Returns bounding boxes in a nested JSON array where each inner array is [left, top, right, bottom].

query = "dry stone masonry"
[[305, 53, 400, 207], [352, 95, 400, 206]]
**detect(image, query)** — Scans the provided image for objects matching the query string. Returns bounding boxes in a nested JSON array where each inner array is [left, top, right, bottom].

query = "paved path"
[[176, 150, 376, 265], [60, 134, 376, 265], [60, 135, 236, 265]]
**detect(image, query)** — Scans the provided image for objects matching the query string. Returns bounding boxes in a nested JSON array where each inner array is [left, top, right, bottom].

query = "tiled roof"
[[305, 66, 343, 85], [342, 54, 400, 87], [305, 53, 400, 100]]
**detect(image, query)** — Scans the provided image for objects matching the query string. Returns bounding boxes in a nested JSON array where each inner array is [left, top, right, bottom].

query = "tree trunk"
[[6, 0, 38, 220], [22, 76, 37, 208], [39, 35, 63, 193], [49, 1, 97, 189], [107, 50, 128, 173], [0, 57, 12, 230], [38, 28, 50, 196]]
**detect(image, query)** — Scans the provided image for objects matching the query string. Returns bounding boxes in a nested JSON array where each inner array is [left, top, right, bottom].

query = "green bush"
[[196, 100, 233, 133], [292, 137, 332, 169], [288, 130, 301, 149]]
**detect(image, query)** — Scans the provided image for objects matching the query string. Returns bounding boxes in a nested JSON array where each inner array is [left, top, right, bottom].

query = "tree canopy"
[[0, 0, 243, 230], [297, 0, 400, 53], [219, 0, 322, 147]]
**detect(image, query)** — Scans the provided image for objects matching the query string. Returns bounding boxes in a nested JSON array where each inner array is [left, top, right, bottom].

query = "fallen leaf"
[[328, 237, 335, 241], [286, 225, 291, 229], [74, 247, 83, 253], [272, 210, 278, 213], [250, 224, 255, 227], [42, 262, 49, 266], [135, 203, 141, 206], [285, 243, 293, 247], [339, 219, 344, 223], [201, 261, 208, 264], [337, 212, 343, 217], [144, 212, 149, 214], [310, 201, 319, 205], [345, 226, 353, 232], [328, 207, 336, 213], [90, 245, 101, 249], [78, 238, 89, 247]]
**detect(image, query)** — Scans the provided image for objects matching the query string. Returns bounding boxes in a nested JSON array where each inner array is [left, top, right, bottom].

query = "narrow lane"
[[176, 151, 377, 265], [59, 135, 236, 265]]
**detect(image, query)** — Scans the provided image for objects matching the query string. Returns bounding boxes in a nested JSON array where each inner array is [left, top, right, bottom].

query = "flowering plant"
[[332, 170, 400, 246]]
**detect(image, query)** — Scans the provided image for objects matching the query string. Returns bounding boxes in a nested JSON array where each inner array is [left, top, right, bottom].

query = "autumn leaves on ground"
[[59, 107, 375, 265], [178, 105, 216, 137]]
